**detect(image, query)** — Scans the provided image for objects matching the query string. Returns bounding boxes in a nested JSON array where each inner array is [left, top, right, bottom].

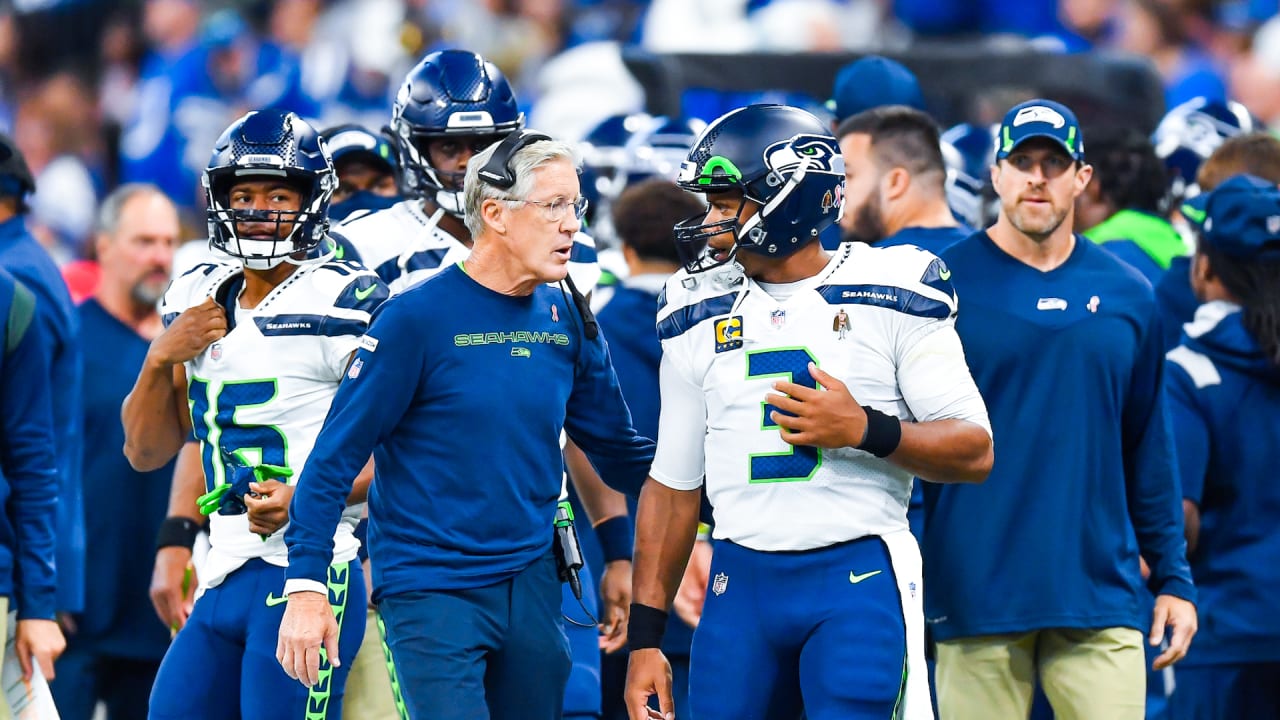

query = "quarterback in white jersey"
[[123, 110, 374, 719], [625, 105, 994, 720]]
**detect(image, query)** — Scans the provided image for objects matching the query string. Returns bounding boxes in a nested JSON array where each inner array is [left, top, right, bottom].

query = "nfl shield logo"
[[210, 343, 223, 361], [770, 309, 786, 329], [347, 358, 363, 379], [711, 572, 729, 596]]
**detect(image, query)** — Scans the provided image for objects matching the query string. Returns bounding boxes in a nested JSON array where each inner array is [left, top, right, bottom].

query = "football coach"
[[277, 130, 655, 720]]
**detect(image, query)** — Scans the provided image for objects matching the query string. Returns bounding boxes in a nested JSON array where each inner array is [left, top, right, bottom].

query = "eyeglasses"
[[509, 196, 590, 222]]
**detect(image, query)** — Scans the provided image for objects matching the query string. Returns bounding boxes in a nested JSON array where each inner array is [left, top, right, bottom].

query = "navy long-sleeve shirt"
[[0, 269, 59, 620], [286, 263, 655, 598], [0, 216, 84, 613], [923, 231, 1194, 642]]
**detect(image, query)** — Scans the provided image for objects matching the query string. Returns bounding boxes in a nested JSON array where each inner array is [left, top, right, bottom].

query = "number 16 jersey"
[[650, 243, 991, 552]]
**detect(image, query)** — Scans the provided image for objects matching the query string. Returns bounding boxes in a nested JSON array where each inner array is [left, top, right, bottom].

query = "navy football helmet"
[[1153, 97, 1258, 202], [389, 49, 523, 216], [204, 109, 335, 270], [674, 104, 844, 273], [940, 123, 998, 230]]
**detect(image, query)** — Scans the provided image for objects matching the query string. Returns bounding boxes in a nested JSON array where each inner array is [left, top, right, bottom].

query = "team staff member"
[[279, 132, 655, 720], [924, 99, 1197, 720], [1167, 175, 1280, 720]]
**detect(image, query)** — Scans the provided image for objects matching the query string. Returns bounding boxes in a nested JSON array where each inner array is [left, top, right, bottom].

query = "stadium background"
[[0, 0, 1273, 717]]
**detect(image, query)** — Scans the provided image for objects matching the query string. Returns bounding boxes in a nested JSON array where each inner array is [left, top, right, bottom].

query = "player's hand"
[[674, 539, 712, 628], [625, 648, 675, 720], [147, 296, 227, 367], [766, 363, 867, 449], [14, 618, 65, 682], [598, 559, 631, 653], [245, 480, 294, 536], [151, 546, 197, 633], [277, 591, 340, 688], [1151, 594, 1197, 670]]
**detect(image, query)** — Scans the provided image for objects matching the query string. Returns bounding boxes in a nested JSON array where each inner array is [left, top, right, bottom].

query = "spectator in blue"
[[49, 185, 179, 720], [1076, 125, 1185, 285], [1166, 174, 1280, 720], [924, 99, 1197, 719], [0, 266, 65, 686], [278, 132, 655, 719], [593, 178, 704, 720], [0, 132, 86, 625], [1117, 0, 1226, 109], [120, 0, 235, 213]]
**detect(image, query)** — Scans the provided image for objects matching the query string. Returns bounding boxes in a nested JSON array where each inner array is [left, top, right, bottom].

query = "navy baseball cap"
[[1181, 174, 1280, 260], [995, 99, 1085, 162], [320, 125, 399, 175], [826, 56, 925, 121]]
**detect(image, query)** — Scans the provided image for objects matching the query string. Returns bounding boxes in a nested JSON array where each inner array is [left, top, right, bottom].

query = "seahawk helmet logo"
[[1012, 105, 1066, 129], [763, 134, 843, 179]]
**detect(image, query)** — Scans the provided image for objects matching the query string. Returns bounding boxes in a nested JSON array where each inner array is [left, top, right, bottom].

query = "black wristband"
[[156, 516, 201, 552], [858, 406, 902, 458], [629, 603, 669, 649], [594, 515, 634, 564]]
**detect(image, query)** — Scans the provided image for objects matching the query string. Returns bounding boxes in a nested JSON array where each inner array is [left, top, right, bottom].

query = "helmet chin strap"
[[434, 187, 464, 216]]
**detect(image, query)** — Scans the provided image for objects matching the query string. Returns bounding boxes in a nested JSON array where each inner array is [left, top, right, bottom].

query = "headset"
[[477, 129, 599, 341]]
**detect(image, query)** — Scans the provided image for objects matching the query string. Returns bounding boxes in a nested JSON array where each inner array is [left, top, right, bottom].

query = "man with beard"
[[836, 105, 971, 255], [923, 99, 1198, 720], [51, 184, 179, 720]]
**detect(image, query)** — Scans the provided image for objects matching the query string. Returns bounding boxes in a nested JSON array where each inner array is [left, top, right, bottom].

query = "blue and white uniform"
[[148, 255, 385, 720], [652, 243, 990, 720]]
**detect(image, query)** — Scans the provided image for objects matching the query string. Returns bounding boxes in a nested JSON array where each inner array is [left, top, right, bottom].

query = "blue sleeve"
[[1164, 364, 1210, 505], [2, 287, 60, 620], [563, 325, 656, 499], [285, 299, 422, 584], [1123, 311, 1196, 603]]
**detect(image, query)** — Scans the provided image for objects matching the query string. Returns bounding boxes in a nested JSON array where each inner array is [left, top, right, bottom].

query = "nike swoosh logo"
[[354, 284, 377, 301], [938, 268, 951, 281], [265, 593, 289, 607], [849, 570, 883, 584]]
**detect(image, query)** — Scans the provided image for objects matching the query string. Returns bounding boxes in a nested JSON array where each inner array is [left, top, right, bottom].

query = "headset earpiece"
[[477, 130, 553, 189]]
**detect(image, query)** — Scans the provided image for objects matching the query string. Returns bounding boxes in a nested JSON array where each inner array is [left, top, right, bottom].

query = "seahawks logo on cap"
[[1012, 106, 1066, 128]]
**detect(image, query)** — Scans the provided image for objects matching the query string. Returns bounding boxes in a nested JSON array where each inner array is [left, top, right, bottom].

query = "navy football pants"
[[148, 558, 364, 720]]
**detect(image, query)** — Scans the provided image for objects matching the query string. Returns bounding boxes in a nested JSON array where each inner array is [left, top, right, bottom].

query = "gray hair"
[[463, 137, 579, 239], [96, 183, 172, 236]]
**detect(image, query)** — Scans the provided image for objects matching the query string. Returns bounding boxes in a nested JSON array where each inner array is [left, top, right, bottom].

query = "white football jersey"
[[159, 255, 383, 589], [337, 199, 602, 295], [651, 242, 991, 552]]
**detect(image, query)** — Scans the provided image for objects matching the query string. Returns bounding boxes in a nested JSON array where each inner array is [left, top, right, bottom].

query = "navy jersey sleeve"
[[1123, 311, 1196, 602], [2, 281, 59, 620], [563, 323, 656, 499], [285, 298, 423, 584], [1164, 363, 1210, 505]]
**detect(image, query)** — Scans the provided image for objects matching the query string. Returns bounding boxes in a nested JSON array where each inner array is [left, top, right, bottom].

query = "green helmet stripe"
[[698, 156, 743, 185]]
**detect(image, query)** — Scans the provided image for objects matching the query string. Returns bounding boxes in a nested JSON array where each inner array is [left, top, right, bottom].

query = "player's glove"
[[197, 459, 293, 516]]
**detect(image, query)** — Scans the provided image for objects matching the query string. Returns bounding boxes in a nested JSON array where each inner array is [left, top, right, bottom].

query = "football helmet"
[[674, 104, 844, 273], [204, 109, 335, 270], [389, 49, 523, 216], [1152, 96, 1258, 202], [940, 122, 998, 230]]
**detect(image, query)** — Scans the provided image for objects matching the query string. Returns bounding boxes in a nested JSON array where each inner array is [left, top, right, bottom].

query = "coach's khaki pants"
[[935, 627, 1145, 720], [341, 607, 402, 720], [0, 596, 10, 720]]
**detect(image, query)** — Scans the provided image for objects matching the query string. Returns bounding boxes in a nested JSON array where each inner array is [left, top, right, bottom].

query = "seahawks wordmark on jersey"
[[159, 254, 388, 590], [650, 242, 991, 552], [337, 198, 602, 295]]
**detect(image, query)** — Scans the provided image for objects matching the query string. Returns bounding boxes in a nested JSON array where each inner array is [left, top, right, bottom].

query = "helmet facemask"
[[206, 169, 335, 270]]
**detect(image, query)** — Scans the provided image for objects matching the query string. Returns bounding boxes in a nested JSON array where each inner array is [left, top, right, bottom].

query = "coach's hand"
[[1151, 594, 1197, 670], [625, 648, 674, 720], [599, 559, 631, 653], [766, 363, 867, 448], [277, 591, 340, 688], [246, 480, 294, 536], [674, 539, 711, 628], [148, 296, 227, 366], [15, 618, 65, 682], [151, 547, 197, 632]]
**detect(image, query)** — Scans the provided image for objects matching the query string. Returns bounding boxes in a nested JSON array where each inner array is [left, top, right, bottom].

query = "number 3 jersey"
[[159, 256, 388, 588], [650, 243, 992, 552]]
